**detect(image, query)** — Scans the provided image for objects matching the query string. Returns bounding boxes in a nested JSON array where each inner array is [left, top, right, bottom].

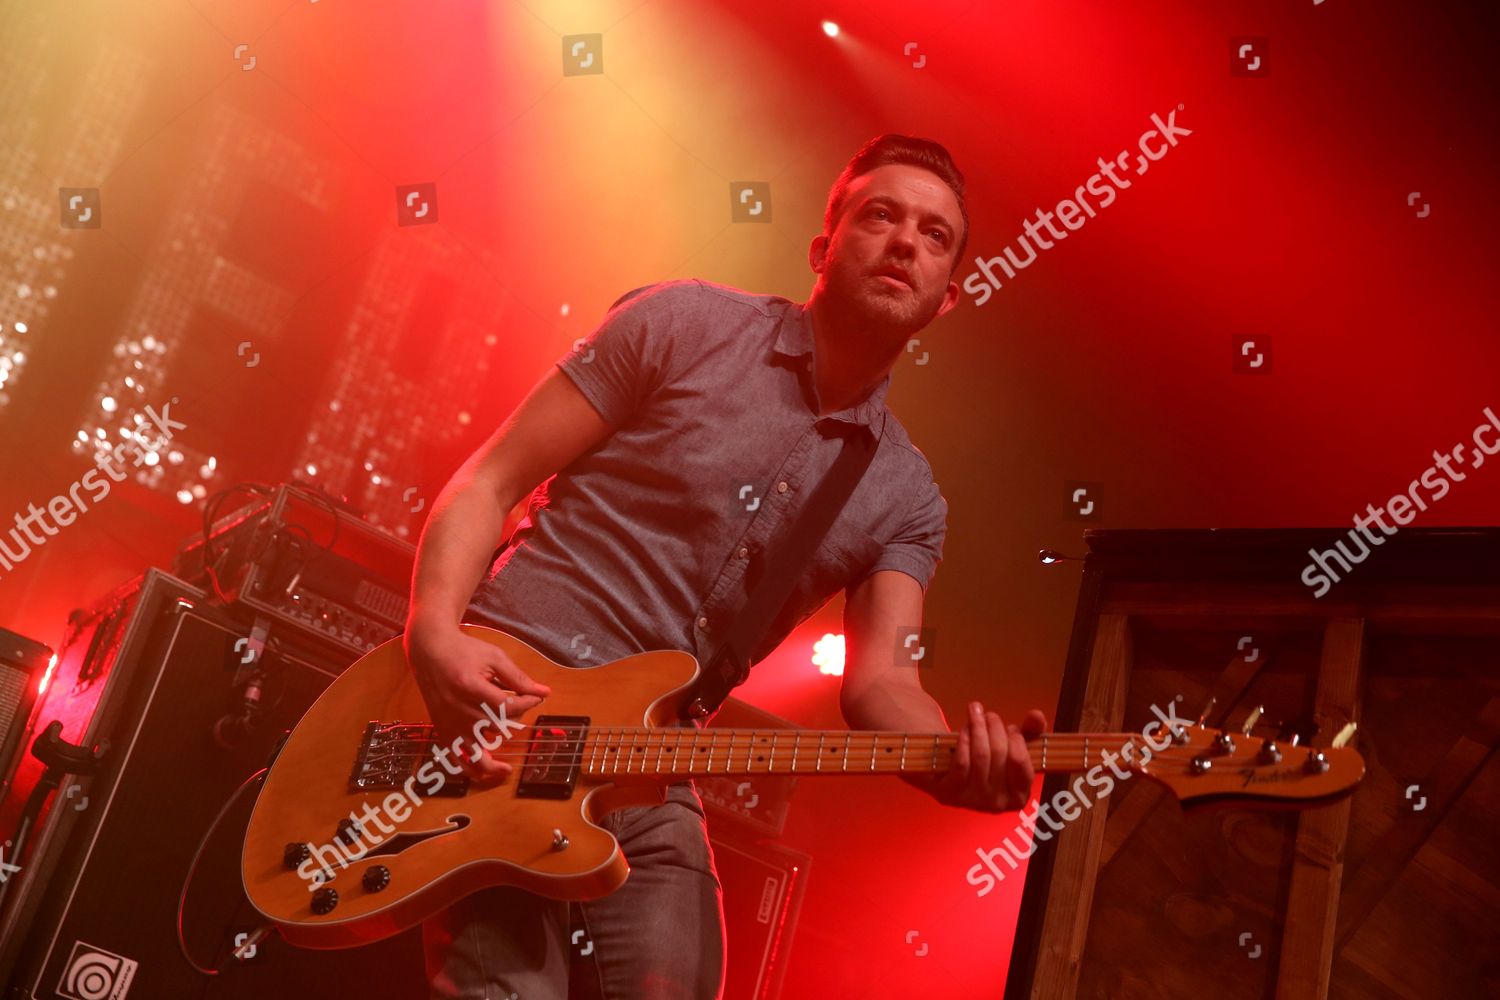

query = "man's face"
[[811, 163, 963, 336]]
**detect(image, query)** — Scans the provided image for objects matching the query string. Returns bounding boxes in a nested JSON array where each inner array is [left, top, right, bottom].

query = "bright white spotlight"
[[813, 632, 846, 676], [821, 21, 840, 38]]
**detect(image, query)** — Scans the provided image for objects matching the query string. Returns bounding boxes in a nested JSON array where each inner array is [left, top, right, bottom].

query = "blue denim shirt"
[[466, 278, 947, 677]]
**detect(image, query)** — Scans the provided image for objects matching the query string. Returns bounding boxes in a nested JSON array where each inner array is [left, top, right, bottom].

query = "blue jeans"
[[423, 782, 726, 999]]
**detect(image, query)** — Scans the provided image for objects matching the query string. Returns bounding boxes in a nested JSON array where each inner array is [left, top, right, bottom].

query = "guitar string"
[[358, 732, 1193, 755], [353, 730, 1248, 774]]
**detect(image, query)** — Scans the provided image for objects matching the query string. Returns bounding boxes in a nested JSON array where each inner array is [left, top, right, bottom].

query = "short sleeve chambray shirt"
[[465, 278, 947, 678]]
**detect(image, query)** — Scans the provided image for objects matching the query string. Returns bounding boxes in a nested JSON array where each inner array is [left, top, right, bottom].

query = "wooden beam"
[[1100, 583, 1500, 635], [1274, 617, 1364, 999], [1029, 613, 1132, 998], [1007, 567, 1105, 999]]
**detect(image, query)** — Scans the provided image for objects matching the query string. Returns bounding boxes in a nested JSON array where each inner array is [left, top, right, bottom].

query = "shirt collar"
[[773, 300, 891, 435]]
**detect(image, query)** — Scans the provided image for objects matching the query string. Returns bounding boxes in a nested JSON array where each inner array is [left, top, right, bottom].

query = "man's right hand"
[[403, 621, 551, 782]]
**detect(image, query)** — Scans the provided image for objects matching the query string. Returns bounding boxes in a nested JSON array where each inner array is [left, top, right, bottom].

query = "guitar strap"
[[681, 419, 879, 721]]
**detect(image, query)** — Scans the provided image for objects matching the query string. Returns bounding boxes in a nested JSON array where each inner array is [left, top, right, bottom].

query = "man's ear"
[[809, 232, 829, 274], [933, 278, 961, 321]]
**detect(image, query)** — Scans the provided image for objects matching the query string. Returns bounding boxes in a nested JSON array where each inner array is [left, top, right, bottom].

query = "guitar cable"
[[175, 766, 273, 976], [198, 482, 274, 604], [195, 480, 342, 605], [213, 631, 289, 751]]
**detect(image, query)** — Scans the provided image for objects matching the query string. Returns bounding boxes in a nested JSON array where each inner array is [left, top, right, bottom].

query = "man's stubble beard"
[[823, 245, 946, 342]]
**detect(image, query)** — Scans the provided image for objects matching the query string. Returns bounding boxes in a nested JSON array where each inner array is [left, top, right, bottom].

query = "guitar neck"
[[582, 728, 1147, 778]]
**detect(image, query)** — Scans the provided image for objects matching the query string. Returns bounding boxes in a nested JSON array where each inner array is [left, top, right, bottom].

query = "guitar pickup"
[[516, 715, 590, 800]]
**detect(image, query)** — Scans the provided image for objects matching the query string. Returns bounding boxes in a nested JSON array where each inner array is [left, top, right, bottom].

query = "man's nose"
[[885, 226, 918, 258]]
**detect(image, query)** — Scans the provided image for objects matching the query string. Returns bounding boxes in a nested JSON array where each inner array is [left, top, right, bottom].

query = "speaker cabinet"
[[0, 628, 49, 806], [0, 569, 425, 999], [711, 835, 810, 1000]]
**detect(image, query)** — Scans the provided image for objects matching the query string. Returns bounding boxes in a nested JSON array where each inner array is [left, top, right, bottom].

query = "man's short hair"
[[823, 134, 970, 273]]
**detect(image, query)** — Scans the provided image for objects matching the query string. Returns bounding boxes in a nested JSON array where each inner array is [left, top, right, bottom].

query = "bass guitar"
[[241, 625, 1364, 948]]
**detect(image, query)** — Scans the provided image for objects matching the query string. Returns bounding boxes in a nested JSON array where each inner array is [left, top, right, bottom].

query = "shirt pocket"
[[800, 521, 883, 609], [816, 521, 883, 576]]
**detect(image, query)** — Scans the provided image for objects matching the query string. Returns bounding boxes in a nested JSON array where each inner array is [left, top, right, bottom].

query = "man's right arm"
[[403, 364, 612, 779], [408, 364, 611, 631], [410, 278, 685, 631]]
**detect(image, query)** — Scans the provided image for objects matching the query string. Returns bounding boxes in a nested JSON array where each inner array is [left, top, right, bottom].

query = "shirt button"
[[696, 616, 710, 631], [737, 547, 749, 559], [776, 481, 789, 493]]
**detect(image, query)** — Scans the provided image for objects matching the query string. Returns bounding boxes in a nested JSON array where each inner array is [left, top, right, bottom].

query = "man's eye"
[[929, 231, 947, 244]]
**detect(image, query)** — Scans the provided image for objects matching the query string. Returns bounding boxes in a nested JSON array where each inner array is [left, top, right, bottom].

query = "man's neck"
[[804, 290, 906, 417]]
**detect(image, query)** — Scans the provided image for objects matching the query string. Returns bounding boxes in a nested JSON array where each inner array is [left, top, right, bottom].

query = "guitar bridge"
[[349, 722, 469, 795], [516, 715, 590, 800]]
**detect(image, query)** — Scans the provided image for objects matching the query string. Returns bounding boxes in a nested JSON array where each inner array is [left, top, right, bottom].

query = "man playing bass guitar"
[[403, 134, 1049, 1000]]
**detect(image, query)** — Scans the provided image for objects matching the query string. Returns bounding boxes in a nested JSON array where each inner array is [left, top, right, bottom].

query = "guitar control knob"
[[283, 842, 311, 869], [1258, 740, 1282, 764], [311, 888, 339, 915], [362, 865, 391, 892], [1304, 750, 1330, 774], [1188, 755, 1213, 775], [552, 828, 570, 851], [1212, 732, 1236, 755], [335, 817, 363, 847]]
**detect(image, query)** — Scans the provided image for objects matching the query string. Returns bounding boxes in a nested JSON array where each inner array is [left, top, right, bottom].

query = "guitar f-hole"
[[360, 814, 472, 859]]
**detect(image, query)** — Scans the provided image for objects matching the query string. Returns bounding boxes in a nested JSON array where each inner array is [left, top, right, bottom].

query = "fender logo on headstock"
[[1238, 767, 1298, 788]]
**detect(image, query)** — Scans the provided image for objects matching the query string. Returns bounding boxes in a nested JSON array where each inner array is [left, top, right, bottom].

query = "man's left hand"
[[925, 703, 1048, 813]]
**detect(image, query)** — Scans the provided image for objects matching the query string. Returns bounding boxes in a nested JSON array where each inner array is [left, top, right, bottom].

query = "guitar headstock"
[[1135, 722, 1364, 808]]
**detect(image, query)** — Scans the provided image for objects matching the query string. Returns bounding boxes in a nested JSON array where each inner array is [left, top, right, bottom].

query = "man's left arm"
[[839, 569, 1046, 813]]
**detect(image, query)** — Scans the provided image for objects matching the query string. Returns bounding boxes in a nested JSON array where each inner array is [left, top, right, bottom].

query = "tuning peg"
[[1240, 705, 1264, 736], [1331, 721, 1358, 748], [1257, 738, 1282, 764], [1195, 696, 1217, 727]]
